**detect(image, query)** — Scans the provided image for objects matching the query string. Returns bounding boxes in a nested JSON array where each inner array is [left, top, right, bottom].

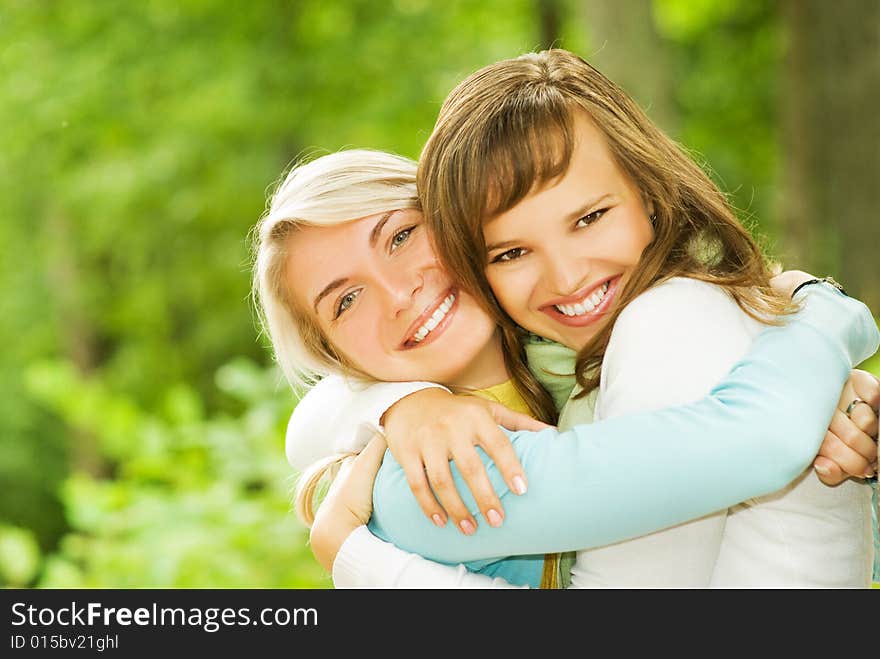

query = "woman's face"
[[286, 209, 503, 388], [483, 113, 655, 350]]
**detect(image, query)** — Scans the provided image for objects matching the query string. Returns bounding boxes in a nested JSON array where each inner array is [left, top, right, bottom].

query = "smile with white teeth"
[[555, 281, 610, 317], [411, 293, 456, 343]]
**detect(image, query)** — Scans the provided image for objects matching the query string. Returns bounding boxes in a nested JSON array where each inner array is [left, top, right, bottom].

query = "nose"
[[544, 247, 591, 297], [375, 264, 424, 318]]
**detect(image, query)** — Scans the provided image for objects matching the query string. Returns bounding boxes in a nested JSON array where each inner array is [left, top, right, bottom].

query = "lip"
[[540, 275, 621, 328], [399, 287, 458, 350]]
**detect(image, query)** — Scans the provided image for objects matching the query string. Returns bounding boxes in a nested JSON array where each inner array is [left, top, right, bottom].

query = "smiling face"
[[483, 113, 655, 350], [285, 209, 506, 389]]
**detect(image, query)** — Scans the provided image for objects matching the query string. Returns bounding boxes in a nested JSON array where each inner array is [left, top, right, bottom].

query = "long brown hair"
[[418, 48, 796, 396]]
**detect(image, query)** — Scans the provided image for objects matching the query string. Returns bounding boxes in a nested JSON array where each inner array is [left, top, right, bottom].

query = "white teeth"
[[554, 281, 610, 317], [411, 293, 456, 343]]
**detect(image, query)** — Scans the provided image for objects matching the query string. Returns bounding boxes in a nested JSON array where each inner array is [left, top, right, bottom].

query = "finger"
[[817, 430, 872, 479], [424, 447, 477, 535], [475, 410, 530, 496], [812, 456, 847, 486], [450, 438, 506, 528], [486, 400, 552, 432], [397, 452, 449, 529], [829, 410, 878, 465], [340, 434, 390, 500], [850, 369, 880, 407], [847, 400, 879, 438], [356, 433, 389, 472]]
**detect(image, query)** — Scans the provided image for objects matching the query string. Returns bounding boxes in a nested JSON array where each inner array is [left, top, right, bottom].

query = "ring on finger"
[[844, 398, 871, 418]]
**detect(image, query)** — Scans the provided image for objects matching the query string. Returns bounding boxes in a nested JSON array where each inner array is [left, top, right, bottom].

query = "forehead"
[[484, 117, 621, 230]]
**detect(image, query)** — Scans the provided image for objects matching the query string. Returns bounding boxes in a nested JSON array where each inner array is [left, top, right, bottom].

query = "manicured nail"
[[864, 469, 877, 479], [486, 509, 503, 527], [813, 464, 831, 476], [512, 475, 527, 495], [432, 514, 445, 527], [459, 519, 476, 535]]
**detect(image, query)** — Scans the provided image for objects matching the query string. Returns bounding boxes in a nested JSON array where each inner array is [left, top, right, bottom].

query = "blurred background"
[[1, 0, 877, 588]]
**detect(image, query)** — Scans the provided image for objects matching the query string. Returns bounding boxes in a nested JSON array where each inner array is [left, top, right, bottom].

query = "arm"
[[307, 435, 524, 588], [288, 376, 547, 531], [369, 284, 879, 564], [285, 375, 446, 471], [560, 279, 755, 586], [333, 527, 524, 589]]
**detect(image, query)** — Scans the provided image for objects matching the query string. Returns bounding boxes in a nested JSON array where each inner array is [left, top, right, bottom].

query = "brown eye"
[[492, 247, 528, 263], [575, 208, 607, 228]]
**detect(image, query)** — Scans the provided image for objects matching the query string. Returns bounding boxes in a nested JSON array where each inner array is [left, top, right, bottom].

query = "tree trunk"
[[579, 0, 678, 136], [46, 211, 108, 478], [536, 0, 563, 49], [781, 0, 880, 311]]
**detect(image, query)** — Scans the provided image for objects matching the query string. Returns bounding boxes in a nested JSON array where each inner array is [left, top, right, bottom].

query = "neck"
[[446, 329, 511, 390]]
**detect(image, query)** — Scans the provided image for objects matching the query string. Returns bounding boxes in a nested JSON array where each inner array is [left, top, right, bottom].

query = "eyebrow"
[[369, 211, 395, 247], [565, 194, 612, 222], [313, 277, 348, 314], [485, 194, 613, 253], [312, 211, 398, 313]]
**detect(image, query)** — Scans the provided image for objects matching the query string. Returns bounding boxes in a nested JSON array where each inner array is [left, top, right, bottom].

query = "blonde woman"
[[253, 147, 878, 588]]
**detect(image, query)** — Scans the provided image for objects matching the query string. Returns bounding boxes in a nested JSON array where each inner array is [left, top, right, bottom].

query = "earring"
[[650, 213, 657, 225]]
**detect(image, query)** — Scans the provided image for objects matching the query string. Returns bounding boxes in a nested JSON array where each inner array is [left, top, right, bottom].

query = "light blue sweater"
[[368, 285, 879, 588]]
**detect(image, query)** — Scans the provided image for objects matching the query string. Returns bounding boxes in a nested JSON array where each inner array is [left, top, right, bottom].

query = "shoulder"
[[285, 375, 448, 470], [599, 278, 757, 410], [610, 277, 752, 350], [617, 277, 741, 327]]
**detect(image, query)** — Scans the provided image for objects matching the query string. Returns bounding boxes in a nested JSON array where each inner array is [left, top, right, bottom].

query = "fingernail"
[[814, 464, 831, 476], [512, 475, 527, 495], [486, 509, 503, 527], [864, 469, 877, 479], [432, 514, 445, 527], [459, 519, 476, 535]]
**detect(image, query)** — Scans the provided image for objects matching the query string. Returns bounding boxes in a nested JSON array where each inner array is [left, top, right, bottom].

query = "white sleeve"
[[332, 526, 526, 589], [285, 376, 449, 471]]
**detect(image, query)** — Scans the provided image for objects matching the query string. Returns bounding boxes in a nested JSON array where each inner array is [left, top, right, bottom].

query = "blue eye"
[[492, 247, 528, 263], [576, 208, 607, 228], [391, 226, 415, 251], [335, 289, 361, 318]]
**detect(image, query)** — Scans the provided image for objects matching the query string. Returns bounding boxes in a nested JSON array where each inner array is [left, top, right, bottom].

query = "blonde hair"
[[418, 48, 797, 396], [251, 149, 421, 392]]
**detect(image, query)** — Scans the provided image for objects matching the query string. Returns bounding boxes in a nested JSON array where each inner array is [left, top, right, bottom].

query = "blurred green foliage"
[[0, 0, 876, 588]]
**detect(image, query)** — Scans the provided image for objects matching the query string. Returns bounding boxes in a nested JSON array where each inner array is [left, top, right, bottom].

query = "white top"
[[297, 279, 874, 587]]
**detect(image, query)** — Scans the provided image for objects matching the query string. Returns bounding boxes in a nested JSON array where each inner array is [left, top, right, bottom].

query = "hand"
[[813, 369, 879, 485], [309, 434, 388, 571], [769, 269, 816, 298], [381, 387, 552, 535]]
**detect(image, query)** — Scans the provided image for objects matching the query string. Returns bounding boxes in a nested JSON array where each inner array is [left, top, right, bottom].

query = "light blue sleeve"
[[369, 285, 879, 568]]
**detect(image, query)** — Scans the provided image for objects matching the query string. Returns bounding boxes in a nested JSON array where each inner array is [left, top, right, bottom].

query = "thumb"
[[486, 401, 553, 432], [349, 432, 388, 485], [812, 456, 846, 486]]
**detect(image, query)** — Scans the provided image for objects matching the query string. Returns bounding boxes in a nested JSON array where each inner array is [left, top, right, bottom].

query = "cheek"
[[325, 317, 384, 374], [624, 215, 654, 260], [409, 231, 439, 267], [486, 267, 536, 321]]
